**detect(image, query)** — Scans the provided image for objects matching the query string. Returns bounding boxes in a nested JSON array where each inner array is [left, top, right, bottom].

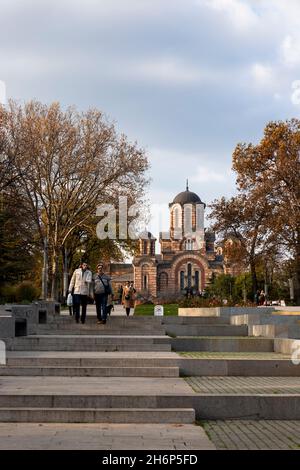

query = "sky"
[[1, 0, 300, 237]]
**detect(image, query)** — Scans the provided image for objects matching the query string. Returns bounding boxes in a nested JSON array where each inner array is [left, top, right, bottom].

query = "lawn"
[[134, 303, 178, 316]]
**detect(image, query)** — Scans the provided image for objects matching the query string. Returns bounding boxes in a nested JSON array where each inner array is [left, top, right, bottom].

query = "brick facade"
[[133, 187, 225, 300]]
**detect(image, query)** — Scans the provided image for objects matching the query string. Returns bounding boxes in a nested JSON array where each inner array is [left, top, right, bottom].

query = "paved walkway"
[[185, 376, 300, 394], [0, 423, 215, 450], [61, 304, 130, 317], [203, 420, 300, 450], [179, 351, 291, 359]]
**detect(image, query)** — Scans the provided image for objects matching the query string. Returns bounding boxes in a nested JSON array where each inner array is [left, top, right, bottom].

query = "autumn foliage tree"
[[0, 100, 149, 300], [210, 118, 300, 303]]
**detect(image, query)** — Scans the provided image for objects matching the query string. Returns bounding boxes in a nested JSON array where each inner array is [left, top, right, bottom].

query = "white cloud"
[[250, 63, 273, 88], [131, 58, 204, 85], [190, 164, 228, 183], [280, 35, 300, 67], [201, 0, 258, 31]]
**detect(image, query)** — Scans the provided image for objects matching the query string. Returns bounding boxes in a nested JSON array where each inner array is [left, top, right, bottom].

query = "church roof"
[[139, 230, 156, 240], [171, 181, 204, 206]]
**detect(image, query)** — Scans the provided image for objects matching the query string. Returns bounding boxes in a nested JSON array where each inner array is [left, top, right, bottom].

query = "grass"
[[134, 303, 178, 316]]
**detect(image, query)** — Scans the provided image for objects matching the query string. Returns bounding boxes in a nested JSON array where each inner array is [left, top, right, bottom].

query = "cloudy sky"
[[1, 0, 300, 235]]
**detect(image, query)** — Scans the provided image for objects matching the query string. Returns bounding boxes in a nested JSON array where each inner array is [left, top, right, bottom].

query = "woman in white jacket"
[[68, 262, 92, 324]]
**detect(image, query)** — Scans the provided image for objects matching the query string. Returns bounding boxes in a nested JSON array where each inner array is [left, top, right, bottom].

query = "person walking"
[[122, 281, 136, 316], [259, 290, 265, 306], [68, 262, 92, 324], [93, 263, 113, 325]]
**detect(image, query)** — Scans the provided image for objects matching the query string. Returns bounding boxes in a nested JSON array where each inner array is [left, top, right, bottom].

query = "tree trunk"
[[295, 245, 300, 305], [51, 250, 60, 301], [250, 259, 258, 301]]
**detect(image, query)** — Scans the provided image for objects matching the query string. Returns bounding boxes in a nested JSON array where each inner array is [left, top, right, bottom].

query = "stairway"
[[0, 312, 193, 425]]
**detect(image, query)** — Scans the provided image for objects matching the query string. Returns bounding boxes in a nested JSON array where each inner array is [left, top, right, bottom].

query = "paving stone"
[[202, 420, 300, 450]]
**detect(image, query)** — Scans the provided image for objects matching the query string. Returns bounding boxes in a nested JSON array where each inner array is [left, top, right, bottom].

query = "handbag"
[[99, 276, 111, 295], [67, 293, 73, 306]]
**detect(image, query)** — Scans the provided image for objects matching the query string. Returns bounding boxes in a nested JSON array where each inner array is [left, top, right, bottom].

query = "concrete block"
[[6, 305, 38, 335], [274, 338, 300, 357], [0, 314, 14, 338], [179, 307, 274, 318], [248, 324, 288, 338]]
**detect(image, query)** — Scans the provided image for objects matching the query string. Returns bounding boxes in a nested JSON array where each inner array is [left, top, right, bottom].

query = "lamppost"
[[41, 237, 48, 300], [63, 247, 69, 302]]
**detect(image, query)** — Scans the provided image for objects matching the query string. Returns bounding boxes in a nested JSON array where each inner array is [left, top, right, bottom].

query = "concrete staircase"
[[0, 313, 193, 424], [1, 310, 300, 430]]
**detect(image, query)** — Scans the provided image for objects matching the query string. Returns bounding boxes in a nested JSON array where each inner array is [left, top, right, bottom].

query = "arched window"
[[143, 241, 148, 255], [150, 241, 155, 256], [180, 271, 185, 290], [174, 206, 182, 229], [143, 275, 148, 290], [196, 204, 204, 230], [184, 205, 192, 236], [158, 272, 168, 292], [195, 271, 199, 290], [187, 263, 192, 288], [185, 239, 194, 250]]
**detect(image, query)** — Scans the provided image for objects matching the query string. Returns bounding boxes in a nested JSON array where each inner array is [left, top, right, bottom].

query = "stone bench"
[[179, 307, 274, 317]]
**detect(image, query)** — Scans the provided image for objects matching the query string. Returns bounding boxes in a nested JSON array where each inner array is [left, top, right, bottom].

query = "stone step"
[[48, 316, 163, 325], [166, 325, 248, 337], [0, 407, 195, 424], [6, 352, 300, 376], [177, 356, 300, 377], [8, 335, 171, 352], [163, 317, 231, 325], [37, 326, 166, 336], [5, 352, 178, 368], [0, 393, 299, 420], [171, 336, 274, 352], [0, 365, 179, 377]]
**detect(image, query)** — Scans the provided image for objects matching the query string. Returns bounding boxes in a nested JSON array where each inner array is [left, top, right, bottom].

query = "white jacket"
[[69, 268, 92, 295]]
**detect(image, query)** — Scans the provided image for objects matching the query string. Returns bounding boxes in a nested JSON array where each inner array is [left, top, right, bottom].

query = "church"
[[132, 183, 225, 299]]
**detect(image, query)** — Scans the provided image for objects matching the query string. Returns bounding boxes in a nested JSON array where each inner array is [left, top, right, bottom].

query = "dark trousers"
[[95, 293, 108, 321], [73, 294, 88, 323], [126, 307, 131, 316]]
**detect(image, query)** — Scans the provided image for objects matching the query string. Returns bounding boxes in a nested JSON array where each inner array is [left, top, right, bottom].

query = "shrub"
[[15, 281, 39, 303], [0, 284, 18, 303]]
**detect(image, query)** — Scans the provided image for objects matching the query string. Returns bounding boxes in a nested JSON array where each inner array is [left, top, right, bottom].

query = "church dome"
[[172, 182, 204, 205]]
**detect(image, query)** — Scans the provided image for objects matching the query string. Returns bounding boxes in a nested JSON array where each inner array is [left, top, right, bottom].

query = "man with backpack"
[[93, 262, 113, 324]]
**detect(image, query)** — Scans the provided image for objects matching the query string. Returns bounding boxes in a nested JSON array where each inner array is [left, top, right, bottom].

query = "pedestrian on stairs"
[[93, 263, 113, 325], [122, 281, 136, 316], [68, 262, 93, 324]]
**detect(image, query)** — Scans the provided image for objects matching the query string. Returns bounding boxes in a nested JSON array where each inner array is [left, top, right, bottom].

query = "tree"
[[209, 193, 276, 298], [206, 274, 235, 301], [233, 119, 300, 302], [1, 100, 149, 300], [0, 189, 40, 289]]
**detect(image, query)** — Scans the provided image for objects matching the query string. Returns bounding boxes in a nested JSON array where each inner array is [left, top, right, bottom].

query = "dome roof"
[[139, 230, 156, 240], [171, 181, 204, 206]]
